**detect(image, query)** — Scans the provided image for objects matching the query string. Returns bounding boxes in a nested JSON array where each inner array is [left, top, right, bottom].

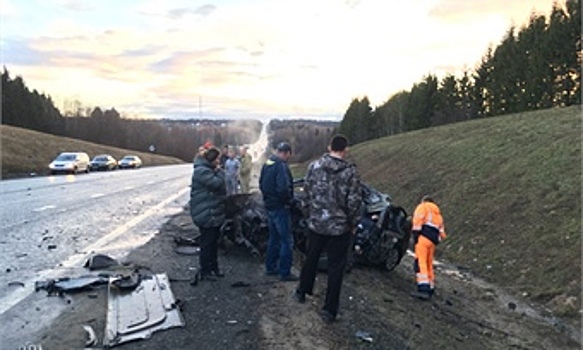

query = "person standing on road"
[[259, 142, 298, 282], [239, 146, 253, 193], [219, 145, 229, 168], [411, 195, 447, 299], [294, 134, 362, 324], [224, 148, 241, 195], [189, 147, 227, 281]]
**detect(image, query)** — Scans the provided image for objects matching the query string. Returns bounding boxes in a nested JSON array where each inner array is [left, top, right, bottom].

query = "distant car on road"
[[118, 155, 142, 169], [48, 152, 91, 175], [89, 154, 117, 171]]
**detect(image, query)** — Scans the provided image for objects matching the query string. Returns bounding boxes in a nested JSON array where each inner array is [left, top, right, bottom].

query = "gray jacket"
[[190, 156, 227, 228]]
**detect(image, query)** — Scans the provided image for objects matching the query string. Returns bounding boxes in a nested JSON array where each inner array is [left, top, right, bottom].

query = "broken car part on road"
[[103, 273, 184, 347]]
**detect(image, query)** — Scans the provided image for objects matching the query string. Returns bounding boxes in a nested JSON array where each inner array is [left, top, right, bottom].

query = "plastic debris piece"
[[355, 330, 373, 342], [84, 254, 120, 270], [83, 324, 97, 346], [175, 246, 201, 255], [8, 281, 25, 288]]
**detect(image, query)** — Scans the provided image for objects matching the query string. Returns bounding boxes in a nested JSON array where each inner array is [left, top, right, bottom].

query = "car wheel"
[[384, 248, 402, 271]]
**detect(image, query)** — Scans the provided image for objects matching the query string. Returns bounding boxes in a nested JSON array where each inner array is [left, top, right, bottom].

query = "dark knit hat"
[[204, 147, 220, 162]]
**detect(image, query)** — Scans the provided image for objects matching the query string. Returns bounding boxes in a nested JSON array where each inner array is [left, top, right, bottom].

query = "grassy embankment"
[[293, 106, 581, 320], [0, 125, 185, 179]]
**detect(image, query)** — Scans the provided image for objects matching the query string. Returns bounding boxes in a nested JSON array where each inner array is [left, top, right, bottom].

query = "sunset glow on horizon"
[[2, 0, 557, 120]]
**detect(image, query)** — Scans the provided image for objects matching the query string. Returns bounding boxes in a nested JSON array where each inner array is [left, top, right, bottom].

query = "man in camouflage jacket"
[[294, 134, 362, 324]]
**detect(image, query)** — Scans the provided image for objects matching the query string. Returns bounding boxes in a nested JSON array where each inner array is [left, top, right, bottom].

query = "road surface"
[[0, 164, 193, 344]]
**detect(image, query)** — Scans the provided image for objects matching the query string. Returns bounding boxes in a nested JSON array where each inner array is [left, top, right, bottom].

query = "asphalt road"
[[0, 164, 193, 344]]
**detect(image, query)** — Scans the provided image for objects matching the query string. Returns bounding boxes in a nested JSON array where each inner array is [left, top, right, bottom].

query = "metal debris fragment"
[[103, 273, 184, 347]]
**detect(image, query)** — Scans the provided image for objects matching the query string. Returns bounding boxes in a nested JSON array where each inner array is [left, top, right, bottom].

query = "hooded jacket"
[[189, 156, 227, 228], [305, 153, 362, 236]]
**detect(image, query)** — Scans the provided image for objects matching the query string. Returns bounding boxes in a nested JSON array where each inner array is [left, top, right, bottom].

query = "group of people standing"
[[219, 144, 253, 195], [189, 134, 447, 323]]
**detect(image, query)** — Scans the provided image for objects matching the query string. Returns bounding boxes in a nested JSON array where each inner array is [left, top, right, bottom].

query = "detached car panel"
[[49, 152, 91, 175]]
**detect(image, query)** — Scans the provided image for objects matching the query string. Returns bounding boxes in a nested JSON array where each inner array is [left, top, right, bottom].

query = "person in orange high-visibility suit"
[[411, 195, 447, 299]]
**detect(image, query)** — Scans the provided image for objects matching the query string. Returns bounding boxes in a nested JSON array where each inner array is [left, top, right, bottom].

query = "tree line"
[[338, 0, 581, 144], [1, 68, 261, 162], [268, 119, 338, 163]]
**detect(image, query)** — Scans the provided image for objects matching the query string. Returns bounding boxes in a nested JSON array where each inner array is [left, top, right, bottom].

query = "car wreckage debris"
[[221, 180, 411, 273], [103, 273, 184, 347], [84, 253, 120, 270], [34, 275, 110, 296]]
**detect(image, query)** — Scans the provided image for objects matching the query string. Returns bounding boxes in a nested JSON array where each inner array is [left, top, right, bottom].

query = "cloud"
[[2, 38, 47, 66], [429, 0, 552, 25], [58, 0, 94, 12], [167, 4, 216, 18], [2, 0, 558, 120]]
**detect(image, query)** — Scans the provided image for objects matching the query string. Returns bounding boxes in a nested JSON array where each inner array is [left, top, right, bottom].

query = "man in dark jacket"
[[294, 135, 362, 324], [259, 142, 298, 281], [190, 147, 227, 280]]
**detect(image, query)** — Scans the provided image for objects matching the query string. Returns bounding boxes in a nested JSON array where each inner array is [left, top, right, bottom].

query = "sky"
[[1, 0, 557, 121]]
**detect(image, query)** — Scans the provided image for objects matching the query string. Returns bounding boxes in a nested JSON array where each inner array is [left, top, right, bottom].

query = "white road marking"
[[90, 193, 105, 198], [0, 186, 189, 315], [32, 205, 56, 212]]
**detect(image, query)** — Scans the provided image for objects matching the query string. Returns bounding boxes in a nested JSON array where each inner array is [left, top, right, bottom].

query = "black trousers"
[[199, 226, 220, 275], [298, 230, 351, 317]]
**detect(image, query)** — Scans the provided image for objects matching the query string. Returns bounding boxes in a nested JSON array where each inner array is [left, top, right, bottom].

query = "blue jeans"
[[265, 207, 293, 277]]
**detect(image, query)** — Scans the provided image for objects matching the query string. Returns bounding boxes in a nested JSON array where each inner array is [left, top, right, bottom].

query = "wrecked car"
[[221, 180, 411, 272]]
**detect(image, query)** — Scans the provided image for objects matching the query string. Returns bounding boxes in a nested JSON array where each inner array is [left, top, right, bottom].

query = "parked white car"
[[118, 155, 142, 169], [48, 152, 91, 175]]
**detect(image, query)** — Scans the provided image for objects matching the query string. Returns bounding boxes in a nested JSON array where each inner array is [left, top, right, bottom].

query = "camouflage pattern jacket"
[[304, 153, 362, 236]]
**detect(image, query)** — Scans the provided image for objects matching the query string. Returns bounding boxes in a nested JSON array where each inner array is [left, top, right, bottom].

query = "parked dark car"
[[89, 154, 117, 171], [118, 155, 142, 169]]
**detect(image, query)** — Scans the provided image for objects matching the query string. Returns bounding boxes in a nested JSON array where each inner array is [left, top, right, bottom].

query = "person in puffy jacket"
[[411, 195, 447, 299], [259, 142, 297, 281], [294, 134, 362, 324], [190, 147, 227, 280]]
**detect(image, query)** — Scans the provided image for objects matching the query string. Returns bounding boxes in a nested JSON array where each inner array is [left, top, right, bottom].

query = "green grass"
[[1, 125, 185, 178], [348, 106, 581, 318]]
